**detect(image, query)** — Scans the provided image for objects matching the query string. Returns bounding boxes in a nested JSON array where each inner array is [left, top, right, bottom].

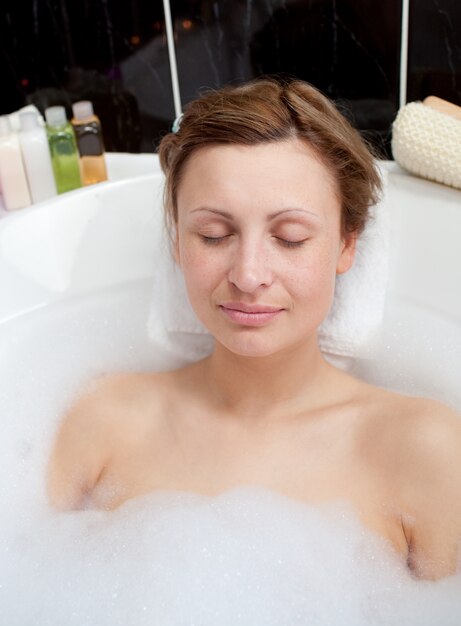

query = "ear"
[[336, 231, 357, 275]]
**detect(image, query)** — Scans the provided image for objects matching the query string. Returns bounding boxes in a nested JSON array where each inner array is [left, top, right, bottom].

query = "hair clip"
[[171, 113, 184, 134]]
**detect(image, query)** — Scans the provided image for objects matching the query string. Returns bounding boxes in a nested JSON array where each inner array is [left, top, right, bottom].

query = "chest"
[[98, 411, 356, 495], [90, 418, 409, 559]]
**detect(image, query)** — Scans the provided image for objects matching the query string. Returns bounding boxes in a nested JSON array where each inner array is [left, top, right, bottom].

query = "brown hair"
[[158, 78, 382, 236]]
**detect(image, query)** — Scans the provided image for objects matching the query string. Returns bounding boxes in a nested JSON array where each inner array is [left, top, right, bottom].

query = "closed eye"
[[200, 234, 229, 245], [275, 237, 309, 248]]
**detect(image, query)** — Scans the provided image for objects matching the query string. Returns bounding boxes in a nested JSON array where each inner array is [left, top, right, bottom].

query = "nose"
[[228, 240, 273, 293]]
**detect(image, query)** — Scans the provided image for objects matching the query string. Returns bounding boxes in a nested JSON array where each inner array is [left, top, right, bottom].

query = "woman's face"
[[175, 139, 356, 358]]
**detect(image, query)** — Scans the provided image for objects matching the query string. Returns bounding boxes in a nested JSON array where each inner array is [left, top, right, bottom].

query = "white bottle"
[[18, 111, 57, 203], [0, 115, 31, 211]]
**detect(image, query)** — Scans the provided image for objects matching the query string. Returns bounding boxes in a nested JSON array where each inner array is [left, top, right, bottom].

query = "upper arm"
[[46, 381, 115, 511], [400, 402, 461, 580]]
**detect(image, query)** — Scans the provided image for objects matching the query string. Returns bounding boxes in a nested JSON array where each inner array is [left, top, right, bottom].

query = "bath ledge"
[[0, 152, 161, 218]]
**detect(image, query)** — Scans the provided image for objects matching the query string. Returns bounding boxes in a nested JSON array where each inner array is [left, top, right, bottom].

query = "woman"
[[47, 78, 461, 581]]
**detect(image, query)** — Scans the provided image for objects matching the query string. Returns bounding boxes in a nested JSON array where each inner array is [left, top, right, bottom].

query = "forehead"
[[176, 139, 340, 218]]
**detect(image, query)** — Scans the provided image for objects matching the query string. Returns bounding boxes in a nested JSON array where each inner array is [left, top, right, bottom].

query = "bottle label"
[[75, 122, 105, 156]]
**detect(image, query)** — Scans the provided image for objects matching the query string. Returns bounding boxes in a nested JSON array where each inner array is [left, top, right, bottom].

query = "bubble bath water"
[[0, 280, 460, 626]]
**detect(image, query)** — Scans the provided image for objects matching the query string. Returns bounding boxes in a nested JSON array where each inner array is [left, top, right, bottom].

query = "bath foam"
[[1, 487, 461, 626], [0, 282, 461, 625]]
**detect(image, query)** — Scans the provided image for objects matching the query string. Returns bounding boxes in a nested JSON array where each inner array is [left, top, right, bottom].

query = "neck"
[[199, 336, 333, 420]]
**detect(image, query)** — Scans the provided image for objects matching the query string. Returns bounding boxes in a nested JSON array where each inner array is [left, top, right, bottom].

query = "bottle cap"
[[0, 115, 12, 137], [45, 106, 67, 128], [72, 101, 94, 120], [19, 111, 40, 131]]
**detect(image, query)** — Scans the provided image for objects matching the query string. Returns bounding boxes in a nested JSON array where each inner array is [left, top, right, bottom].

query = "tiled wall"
[[1, 1, 459, 158]]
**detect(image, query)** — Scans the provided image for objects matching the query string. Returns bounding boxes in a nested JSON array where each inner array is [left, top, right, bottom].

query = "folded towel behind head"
[[318, 166, 390, 360], [147, 221, 214, 362], [147, 166, 389, 369]]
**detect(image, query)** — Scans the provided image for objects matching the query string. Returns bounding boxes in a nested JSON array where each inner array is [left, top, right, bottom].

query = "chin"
[[217, 331, 298, 359], [214, 332, 274, 358]]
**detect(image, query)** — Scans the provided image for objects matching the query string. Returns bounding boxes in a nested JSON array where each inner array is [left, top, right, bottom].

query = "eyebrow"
[[189, 207, 320, 221]]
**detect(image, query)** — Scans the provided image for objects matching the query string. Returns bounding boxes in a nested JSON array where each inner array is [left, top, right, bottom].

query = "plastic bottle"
[[71, 101, 108, 185], [18, 111, 57, 203], [0, 115, 31, 211], [45, 106, 82, 194]]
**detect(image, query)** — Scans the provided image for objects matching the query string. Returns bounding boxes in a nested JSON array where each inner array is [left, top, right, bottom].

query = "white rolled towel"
[[392, 101, 461, 190], [147, 167, 389, 368]]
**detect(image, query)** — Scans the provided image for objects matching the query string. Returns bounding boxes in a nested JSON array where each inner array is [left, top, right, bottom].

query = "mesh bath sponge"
[[392, 100, 461, 190]]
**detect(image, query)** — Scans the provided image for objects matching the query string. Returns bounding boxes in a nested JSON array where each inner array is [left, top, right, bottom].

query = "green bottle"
[[45, 106, 82, 194]]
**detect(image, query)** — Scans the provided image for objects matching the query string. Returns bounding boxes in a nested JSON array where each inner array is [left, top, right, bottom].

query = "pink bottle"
[[0, 116, 31, 211]]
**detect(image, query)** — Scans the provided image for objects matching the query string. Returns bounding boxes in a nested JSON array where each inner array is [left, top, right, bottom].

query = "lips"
[[220, 301, 283, 314], [219, 301, 284, 326]]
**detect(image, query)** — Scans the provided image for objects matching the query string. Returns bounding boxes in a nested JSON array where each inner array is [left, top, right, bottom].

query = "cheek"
[[287, 243, 339, 295], [179, 240, 223, 298]]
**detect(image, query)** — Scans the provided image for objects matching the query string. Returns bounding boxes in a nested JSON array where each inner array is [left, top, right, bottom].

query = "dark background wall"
[[1, 1, 460, 158]]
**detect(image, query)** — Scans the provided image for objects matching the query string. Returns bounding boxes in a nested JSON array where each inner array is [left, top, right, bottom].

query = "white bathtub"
[[0, 154, 460, 410]]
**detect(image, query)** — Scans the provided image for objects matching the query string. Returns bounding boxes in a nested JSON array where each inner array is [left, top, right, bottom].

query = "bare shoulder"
[[358, 386, 461, 579], [355, 384, 461, 479], [79, 370, 170, 404], [368, 390, 461, 473], [67, 369, 181, 421], [351, 380, 461, 450], [400, 398, 461, 579], [46, 370, 175, 510], [388, 394, 461, 506]]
